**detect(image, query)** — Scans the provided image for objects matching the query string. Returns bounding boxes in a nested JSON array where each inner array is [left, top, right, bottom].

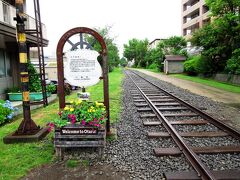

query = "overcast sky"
[[26, 0, 182, 57]]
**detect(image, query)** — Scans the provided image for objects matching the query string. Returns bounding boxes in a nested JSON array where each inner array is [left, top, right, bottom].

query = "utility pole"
[[3, 0, 48, 143], [14, 0, 39, 135]]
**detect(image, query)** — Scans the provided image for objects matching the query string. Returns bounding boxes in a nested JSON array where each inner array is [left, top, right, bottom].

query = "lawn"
[[0, 68, 124, 180], [171, 74, 240, 94]]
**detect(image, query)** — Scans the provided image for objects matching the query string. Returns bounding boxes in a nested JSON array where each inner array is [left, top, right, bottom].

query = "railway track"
[[126, 70, 240, 180]]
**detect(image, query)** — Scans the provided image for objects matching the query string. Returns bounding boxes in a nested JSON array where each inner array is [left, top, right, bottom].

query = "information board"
[[64, 49, 102, 87]]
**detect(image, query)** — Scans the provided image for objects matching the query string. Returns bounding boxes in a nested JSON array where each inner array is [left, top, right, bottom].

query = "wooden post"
[[14, 0, 39, 134]]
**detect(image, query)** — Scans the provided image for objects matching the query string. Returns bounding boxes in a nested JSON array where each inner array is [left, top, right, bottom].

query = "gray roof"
[[165, 55, 186, 61]]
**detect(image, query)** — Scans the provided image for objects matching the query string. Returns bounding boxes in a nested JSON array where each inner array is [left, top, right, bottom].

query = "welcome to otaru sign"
[[60, 127, 98, 135]]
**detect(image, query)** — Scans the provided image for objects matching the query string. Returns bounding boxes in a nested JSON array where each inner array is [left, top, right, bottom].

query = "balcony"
[[182, 2, 200, 17], [0, 0, 47, 45]]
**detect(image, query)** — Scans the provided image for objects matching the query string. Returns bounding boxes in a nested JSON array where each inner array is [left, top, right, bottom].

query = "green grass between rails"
[[171, 74, 240, 94], [0, 68, 124, 180]]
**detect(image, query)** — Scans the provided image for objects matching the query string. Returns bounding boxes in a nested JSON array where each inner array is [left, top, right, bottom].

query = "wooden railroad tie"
[[164, 170, 240, 180], [148, 131, 228, 138], [154, 146, 240, 156], [137, 107, 188, 112], [143, 120, 208, 126]]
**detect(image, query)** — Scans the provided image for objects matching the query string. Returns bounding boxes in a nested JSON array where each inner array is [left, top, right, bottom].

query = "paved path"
[[135, 69, 240, 106]]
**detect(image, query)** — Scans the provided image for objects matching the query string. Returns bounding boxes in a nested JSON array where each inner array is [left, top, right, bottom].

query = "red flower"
[[58, 111, 62, 117]]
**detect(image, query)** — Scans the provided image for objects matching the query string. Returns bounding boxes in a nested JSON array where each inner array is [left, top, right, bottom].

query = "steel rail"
[[131, 70, 240, 140], [126, 70, 216, 180]]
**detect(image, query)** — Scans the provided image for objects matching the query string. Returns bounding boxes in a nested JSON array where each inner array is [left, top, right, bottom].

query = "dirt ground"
[[22, 159, 130, 180]]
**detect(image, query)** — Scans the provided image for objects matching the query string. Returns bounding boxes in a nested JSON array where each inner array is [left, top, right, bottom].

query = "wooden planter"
[[54, 124, 106, 158]]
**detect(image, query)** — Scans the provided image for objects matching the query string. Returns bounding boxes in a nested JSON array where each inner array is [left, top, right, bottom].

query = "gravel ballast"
[[102, 70, 240, 179], [23, 69, 240, 179]]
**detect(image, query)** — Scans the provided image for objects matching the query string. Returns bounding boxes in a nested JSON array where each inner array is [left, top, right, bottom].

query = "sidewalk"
[[11, 94, 57, 116], [135, 69, 240, 106]]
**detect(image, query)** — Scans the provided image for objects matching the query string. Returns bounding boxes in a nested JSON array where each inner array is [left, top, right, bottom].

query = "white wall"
[[0, 1, 4, 22]]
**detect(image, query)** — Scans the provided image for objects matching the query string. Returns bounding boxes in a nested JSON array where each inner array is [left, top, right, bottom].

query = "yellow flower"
[[95, 102, 104, 107], [70, 108, 74, 112], [64, 106, 70, 111], [70, 100, 74, 104], [76, 99, 82, 105], [98, 103, 104, 106]]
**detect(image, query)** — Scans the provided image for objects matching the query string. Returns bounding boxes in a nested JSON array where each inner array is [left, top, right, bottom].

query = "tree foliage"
[[191, 0, 240, 74], [123, 38, 149, 67], [86, 26, 120, 72], [161, 36, 187, 55], [123, 36, 187, 71], [119, 57, 128, 67]]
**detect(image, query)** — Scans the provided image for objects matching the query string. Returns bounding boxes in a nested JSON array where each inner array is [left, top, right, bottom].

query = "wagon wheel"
[[66, 33, 96, 51]]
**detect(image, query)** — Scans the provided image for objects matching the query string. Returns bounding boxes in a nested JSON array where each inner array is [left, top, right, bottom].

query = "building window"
[[2, 2, 10, 24], [202, 5, 209, 14], [0, 49, 12, 78]]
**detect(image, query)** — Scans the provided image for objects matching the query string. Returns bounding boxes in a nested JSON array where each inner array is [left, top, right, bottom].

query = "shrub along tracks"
[[126, 69, 240, 179]]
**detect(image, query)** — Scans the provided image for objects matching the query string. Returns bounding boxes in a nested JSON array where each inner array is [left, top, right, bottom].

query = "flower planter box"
[[8, 92, 51, 101], [54, 124, 106, 158]]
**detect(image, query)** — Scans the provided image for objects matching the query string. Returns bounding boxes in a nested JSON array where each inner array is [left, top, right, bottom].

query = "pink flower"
[[47, 122, 55, 132], [94, 124, 100, 127], [82, 120, 86, 126], [71, 114, 76, 120], [49, 122, 55, 128], [71, 119, 76, 124]]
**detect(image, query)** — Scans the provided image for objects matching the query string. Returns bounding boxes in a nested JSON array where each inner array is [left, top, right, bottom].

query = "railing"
[[0, 0, 47, 39]]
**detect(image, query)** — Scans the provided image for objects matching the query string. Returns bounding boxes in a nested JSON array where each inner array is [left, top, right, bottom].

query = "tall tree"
[[123, 38, 149, 67], [161, 36, 187, 55], [191, 0, 240, 74]]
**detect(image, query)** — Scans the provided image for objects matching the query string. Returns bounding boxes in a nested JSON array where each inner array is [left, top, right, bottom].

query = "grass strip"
[[0, 68, 123, 180], [172, 74, 240, 94]]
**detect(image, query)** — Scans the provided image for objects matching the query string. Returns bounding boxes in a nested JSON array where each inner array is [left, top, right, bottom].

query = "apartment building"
[[148, 38, 166, 50], [182, 0, 210, 39], [0, 0, 48, 98]]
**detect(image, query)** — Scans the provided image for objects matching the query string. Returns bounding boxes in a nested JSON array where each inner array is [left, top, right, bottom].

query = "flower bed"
[[50, 100, 106, 129], [0, 100, 18, 125], [49, 100, 107, 158]]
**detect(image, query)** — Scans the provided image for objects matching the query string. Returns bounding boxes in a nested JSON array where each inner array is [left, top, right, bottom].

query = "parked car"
[[64, 79, 79, 90], [49, 79, 79, 94]]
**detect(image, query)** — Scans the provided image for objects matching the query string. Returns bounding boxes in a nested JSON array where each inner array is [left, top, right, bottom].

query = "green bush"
[[0, 100, 18, 125], [46, 83, 56, 93], [225, 49, 240, 75], [184, 56, 199, 75], [27, 62, 42, 92], [5, 86, 20, 93], [148, 63, 158, 70], [184, 55, 214, 76], [195, 56, 214, 75]]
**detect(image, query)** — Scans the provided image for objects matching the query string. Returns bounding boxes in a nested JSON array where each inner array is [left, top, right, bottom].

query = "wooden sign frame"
[[56, 27, 110, 133]]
